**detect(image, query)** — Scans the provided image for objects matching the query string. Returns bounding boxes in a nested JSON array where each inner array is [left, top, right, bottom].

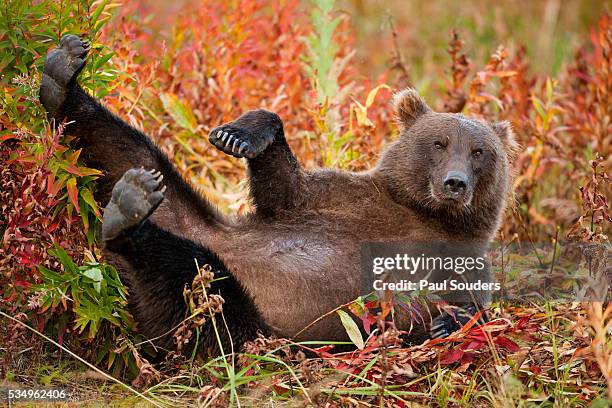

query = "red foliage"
[[0, 126, 88, 311]]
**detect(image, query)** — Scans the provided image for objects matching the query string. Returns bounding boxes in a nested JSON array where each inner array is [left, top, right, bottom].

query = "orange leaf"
[[459, 309, 484, 334], [63, 163, 102, 177], [66, 178, 80, 214], [46, 173, 62, 197]]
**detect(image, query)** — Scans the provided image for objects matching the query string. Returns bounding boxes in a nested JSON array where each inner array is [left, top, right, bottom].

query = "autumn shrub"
[[0, 0, 138, 377]]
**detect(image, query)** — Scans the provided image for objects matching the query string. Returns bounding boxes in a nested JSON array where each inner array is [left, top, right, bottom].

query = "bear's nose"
[[443, 171, 468, 194]]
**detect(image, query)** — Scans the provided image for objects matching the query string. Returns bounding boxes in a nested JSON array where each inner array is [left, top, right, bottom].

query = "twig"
[[293, 299, 358, 340], [387, 14, 411, 88]]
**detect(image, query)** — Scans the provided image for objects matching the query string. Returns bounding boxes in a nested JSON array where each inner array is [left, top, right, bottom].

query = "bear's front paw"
[[102, 168, 166, 241], [208, 109, 282, 159], [40, 35, 90, 116], [429, 304, 487, 339]]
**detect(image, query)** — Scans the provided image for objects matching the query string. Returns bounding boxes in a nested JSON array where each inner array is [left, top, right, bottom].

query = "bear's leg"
[[40, 35, 222, 238], [103, 169, 267, 353], [209, 110, 306, 217]]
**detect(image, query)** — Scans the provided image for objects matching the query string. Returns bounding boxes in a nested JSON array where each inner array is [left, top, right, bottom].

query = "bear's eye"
[[472, 148, 483, 157], [434, 141, 445, 150]]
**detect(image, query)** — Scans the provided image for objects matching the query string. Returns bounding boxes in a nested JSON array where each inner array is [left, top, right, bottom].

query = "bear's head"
[[375, 88, 517, 236]]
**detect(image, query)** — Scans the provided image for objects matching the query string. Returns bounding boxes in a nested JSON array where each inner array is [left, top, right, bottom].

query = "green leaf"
[[80, 187, 101, 218], [160, 92, 198, 133], [546, 77, 553, 102], [531, 95, 546, 120], [83, 267, 103, 293], [90, 0, 111, 26], [51, 245, 78, 274], [336, 310, 364, 349], [37, 266, 65, 282], [93, 50, 115, 71]]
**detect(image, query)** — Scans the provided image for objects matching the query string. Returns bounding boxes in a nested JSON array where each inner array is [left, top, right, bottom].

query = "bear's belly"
[[201, 210, 440, 340], [209, 228, 363, 339]]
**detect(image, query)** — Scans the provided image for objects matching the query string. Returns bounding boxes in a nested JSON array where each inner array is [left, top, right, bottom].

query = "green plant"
[[33, 245, 139, 375]]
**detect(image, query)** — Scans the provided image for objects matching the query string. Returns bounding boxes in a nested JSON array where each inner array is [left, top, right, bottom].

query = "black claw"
[[430, 305, 487, 339]]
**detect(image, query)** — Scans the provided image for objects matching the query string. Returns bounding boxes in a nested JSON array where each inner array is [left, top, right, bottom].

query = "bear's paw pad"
[[43, 34, 90, 87], [208, 110, 281, 159], [102, 168, 166, 240]]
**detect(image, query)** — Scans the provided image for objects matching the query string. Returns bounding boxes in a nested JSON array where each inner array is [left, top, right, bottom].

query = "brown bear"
[[39, 35, 516, 354]]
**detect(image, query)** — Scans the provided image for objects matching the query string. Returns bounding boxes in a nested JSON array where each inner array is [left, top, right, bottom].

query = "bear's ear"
[[392, 88, 431, 130], [491, 121, 519, 158]]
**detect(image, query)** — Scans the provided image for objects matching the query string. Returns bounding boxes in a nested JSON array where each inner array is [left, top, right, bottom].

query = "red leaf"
[[515, 315, 535, 330], [14, 280, 32, 288], [312, 344, 335, 358], [460, 352, 476, 364], [271, 383, 291, 394], [495, 336, 520, 352], [361, 310, 376, 334], [365, 301, 378, 309], [440, 348, 464, 364], [463, 340, 486, 352]]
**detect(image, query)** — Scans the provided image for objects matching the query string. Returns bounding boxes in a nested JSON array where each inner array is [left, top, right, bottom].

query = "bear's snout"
[[440, 170, 472, 204], [443, 171, 468, 194]]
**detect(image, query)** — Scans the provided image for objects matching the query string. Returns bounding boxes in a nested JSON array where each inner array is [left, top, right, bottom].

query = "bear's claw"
[[102, 168, 166, 241]]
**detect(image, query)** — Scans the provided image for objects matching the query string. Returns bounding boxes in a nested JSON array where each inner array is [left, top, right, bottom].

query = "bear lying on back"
[[39, 35, 516, 355]]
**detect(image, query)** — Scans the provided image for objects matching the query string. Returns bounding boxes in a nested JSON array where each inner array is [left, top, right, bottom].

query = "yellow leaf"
[[337, 310, 364, 349], [365, 83, 391, 108]]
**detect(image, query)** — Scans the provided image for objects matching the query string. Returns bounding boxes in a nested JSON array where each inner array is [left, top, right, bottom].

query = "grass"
[[2, 245, 609, 406]]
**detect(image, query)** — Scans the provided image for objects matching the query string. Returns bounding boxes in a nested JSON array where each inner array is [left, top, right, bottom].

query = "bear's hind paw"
[[429, 304, 487, 339], [102, 168, 165, 241], [40, 35, 91, 116]]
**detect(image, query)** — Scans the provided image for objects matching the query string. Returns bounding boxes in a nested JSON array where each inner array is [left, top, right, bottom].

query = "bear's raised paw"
[[208, 109, 282, 159]]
